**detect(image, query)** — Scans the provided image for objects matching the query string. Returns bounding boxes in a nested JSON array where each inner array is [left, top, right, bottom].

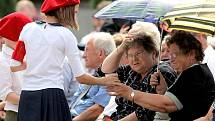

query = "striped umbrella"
[[163, 0, 215, 20], [162, 0, 215, 36], [167, 16, 215, 37]]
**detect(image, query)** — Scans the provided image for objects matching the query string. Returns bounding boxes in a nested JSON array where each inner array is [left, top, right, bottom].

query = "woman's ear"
[[188, 50, 196, 61], [152, 51, 157, 61]]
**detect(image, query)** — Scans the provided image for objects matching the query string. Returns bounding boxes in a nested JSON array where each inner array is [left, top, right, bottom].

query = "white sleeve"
[[165, 91, 183, 110], [10, 59, 22, 67], [0, 64, 13, 100], [64, 32, 85, 77], [18, 23, 31, 42]]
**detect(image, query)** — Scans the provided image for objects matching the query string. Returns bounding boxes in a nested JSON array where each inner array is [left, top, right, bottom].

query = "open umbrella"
[[167, 16, 215, 37], [94, 0, 184, 20], [163, 0, 215, 20], [162, 0, 215, 36]]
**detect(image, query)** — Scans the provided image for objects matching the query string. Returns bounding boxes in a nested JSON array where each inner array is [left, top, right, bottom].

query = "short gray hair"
[[91, 32, 116, 56]]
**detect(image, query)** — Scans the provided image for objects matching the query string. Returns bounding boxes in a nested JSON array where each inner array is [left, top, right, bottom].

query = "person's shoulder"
[[20, 22, 42, 35], [199, 63, 214, 76], [189, 63, 207, 70], [21, 22, 35, 31], [57, 26, 72, 33], [58, 27, 77, 40], [182, 63, 210, 77], [183, 64, 200, 73]]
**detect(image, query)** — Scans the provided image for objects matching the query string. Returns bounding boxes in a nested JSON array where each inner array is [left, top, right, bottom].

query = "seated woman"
[[107, 30, 215, 121], [102, 32, 177, 121]]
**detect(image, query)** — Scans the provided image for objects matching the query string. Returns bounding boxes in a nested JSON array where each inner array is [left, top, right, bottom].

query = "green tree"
[[0, 0, 18, 18], [90, 0, 103, 9]]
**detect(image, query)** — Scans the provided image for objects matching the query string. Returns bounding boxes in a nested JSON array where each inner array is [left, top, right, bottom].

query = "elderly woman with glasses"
[[106, 30, 215, 121], [101, 29, 177, 120]]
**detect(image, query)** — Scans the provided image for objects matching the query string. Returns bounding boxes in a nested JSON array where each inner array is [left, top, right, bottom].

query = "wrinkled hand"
[[107, 82, 133, 99], [120, 34, 134, 49], [20, 61, 27, 70], [99, 73, 121, 86], [120, 24, 130, 34], [10, 61, 26, 72], [150, 70, 167, 94], [0, 102, 5, 110], [0, 111, 5, 119]]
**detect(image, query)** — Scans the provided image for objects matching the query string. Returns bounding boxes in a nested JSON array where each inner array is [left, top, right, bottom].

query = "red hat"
[[0, 12, 32, 42], [41, 0, 80, 13]]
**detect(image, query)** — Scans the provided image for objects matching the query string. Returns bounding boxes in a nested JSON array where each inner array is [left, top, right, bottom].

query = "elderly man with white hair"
[[69, 32, 116, 121]]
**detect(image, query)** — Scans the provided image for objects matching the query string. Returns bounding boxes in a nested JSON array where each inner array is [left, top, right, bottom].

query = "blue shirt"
[[69, 69, 110, 116], [63, 59, 79, 104]]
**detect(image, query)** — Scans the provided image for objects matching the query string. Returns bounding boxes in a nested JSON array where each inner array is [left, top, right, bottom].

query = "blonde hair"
[[128, 21, 161, 50], [46, 5, 79, 30], [113, 33, 124, 47]]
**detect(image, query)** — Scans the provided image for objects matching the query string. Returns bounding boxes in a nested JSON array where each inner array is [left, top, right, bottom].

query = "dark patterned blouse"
[[110, 62, 177, 121]]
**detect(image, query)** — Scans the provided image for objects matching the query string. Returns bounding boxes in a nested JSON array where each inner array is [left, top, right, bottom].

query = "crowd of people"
[[0, 0, 215, 121]]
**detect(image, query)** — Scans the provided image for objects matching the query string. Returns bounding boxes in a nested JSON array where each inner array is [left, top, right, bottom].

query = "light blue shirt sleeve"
[[92, 86, 111, 107], [71, 85, 110, 116], [62, 59, 79, 104]]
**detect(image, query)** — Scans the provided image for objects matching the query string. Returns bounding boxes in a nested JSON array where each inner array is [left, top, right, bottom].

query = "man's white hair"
[[91, 32, 116, 56]]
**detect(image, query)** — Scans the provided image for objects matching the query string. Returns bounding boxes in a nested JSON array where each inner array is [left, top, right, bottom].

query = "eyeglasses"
[[127, 51, 144, 60]]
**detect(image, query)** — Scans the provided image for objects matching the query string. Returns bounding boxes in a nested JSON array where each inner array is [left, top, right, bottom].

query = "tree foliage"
[[90, 0, 103, 9], [0, 0, 18, 18]]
